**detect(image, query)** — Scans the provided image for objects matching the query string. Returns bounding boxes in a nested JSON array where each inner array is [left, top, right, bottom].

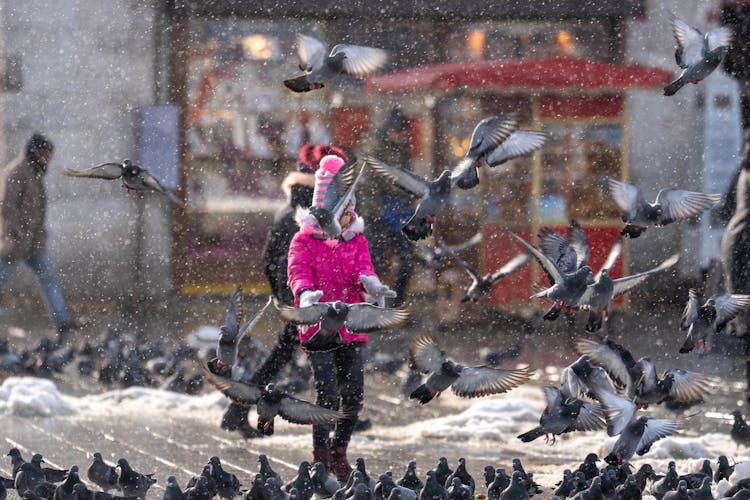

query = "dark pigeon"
[[116, 458, 156, 499], [517, 386, 605, 444], [87, 452, 118, 492]]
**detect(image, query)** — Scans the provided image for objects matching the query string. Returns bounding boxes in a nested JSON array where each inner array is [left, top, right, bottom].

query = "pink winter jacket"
[[287, 217, 377, 346]]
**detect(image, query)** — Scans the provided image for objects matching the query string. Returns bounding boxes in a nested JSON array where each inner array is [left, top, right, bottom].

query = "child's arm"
[[353, 236, 396, 306]]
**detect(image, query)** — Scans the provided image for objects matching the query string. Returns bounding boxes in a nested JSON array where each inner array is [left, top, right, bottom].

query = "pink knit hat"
[[312, 155, 347, 209]]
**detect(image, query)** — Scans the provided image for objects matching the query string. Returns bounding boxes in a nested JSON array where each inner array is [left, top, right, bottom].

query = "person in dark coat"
[[221, 143, 347, 438], [358, 107, 416, 306], [0, 133, 77, 338], [722, 129, 750, 401]]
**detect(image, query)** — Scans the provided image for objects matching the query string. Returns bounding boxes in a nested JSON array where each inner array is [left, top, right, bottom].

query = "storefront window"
[[539, 123, 622, 223], [446, 21, 612, 62]]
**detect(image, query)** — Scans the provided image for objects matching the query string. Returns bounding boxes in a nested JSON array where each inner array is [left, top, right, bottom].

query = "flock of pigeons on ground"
[[9, 443, 750, 500]]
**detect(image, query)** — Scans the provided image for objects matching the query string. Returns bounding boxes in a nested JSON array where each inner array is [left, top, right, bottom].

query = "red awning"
[[365, 57, 672, 93]]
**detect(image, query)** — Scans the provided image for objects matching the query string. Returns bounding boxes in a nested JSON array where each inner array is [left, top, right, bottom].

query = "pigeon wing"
[[331, 163, 366, 224], [607, 178, 646, 221], [275, 302, 330, 325], [664, 369, 714, 402], [595, 236, 623, 281], [488, 252, 531, 284], [437, 239, 480, 281], [568, 220, 590, 269], [140, 170, 183, 204], [610, 253, 679, 298], [201, 362, 262, 405], [64, 163, 124, 180], [466, 115, 518, 160], [538, 227, 578, 275], [345, 303, 409, 332], [278, 394, 347, 425], [450, 365, 532, 398], [330, 44, 389, 77], [636, 419, 680, 455], [296, 34, 328, 71], [235, 296, 273, 349], [409, 335, 447, 374], [575, 338, 633, 389], [712, 294, 750, 330], [654, 189, 721, 225], [706, 26, 733, 53], [681, 289, 701, 330], [317, 158, 356, 213], [592, 388, 636, 437], [363, 154, 430, 197], [224, 287, 242, 337], [671, 17, 705, 68], [446, 232, 483, 254], [569, 401, 607, 432], [511, 233, 564, 286], [486, 131, 550, 167]]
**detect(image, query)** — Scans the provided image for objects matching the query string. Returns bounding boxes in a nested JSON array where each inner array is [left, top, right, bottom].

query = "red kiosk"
[[364, 57, 671, 308]]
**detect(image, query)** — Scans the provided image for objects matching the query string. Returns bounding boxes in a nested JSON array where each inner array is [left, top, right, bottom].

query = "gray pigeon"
[[29, 454, 67, 483], [606, 178, 721, 238], [408, 336, 532, 404], [517, 386, 605, 444], [396, 461, 423, 493], [202, 365, 347, 435], [576, 253, 679, 332], [209, 456, 242, 500], [445, 458, 474, 495], [511, 233, 594, 318], [14, 463, 45, 495], [310, 462, 340, 498], [87, 453, 118, 492], [64, 159, 182, 204], [258, 455, 282, 486], [603, 413, 680, 464], [662, 480, 691, 500], [437, 238, 530, 303], [116, 458, 156, 499], [499, 472, 529, 500], [376, 474, 417, 500], [8, 448, 25, 479], [164, 476, 186, 500], [419, 470, 448, 500], [679, 289, 750, 353], [53, 466, 81, 500], [414, 233, 482, 271], [215, 293, 272, 373], [284, 34, 388, 93], [448, 116, 519, 190], [537, 221, 590, 275], [664, 16, 732, 96], [576, 337, 713, 409], [276, 300, 408, 352], [283, 462, 313, 500]]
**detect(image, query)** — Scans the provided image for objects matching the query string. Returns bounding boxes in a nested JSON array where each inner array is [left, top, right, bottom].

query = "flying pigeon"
[[438, 238, 530, 302], [511, 233, 594, 319], [537, 220, 590, 276], [364, 116, 517, 240], [446, 116, 519, 190], [606, 178, 721, 238], [517, 386, 605, 444], [276, 300, 408, 352], [64, 159, 182, 205], [576, 253, 679, 332], [664, 15, 733, 96], [414, 233, 482, 271], [576, 336, 713, 408], [485, 131, 550, 169], [212, 293, 273, 375], [603, 413, 680, 465], [284, 34, 388, 93], [202, 363, 347, 435], [679, 289, 750, 353], [408, 335, 532, 404]]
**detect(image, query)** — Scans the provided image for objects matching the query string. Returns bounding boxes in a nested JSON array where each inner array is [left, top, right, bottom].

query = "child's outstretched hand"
[[299, 289, 324, 307], [360, 275, 397, 307]]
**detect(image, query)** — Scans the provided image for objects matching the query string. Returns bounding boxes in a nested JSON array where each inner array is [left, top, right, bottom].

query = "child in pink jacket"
[[287, 154, 395, 481]]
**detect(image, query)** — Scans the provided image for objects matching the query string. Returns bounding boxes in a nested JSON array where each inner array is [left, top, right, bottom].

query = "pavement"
[[0, 292, 747, 498]]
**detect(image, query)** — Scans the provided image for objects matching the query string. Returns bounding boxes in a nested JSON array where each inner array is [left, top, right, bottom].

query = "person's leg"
[[309, 350, 338, 471], [26, 253, 71, 330], [0, 257, 19, 290], [329, 343, 364, 481], [391, 234, 416, 307], [250, 323, 299, 385]]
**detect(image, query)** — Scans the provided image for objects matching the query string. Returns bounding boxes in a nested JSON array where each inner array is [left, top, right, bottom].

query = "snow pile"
[[0, 377, 74, 417]]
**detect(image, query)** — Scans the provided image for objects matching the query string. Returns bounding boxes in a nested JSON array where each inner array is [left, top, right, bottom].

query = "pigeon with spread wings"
[[664, 15, 732, 96], [679, 289, 750, 353], [408, 335, 532, 404], [606, 178, 721, 239], [284, 34, 388, 93], [65, 159, 182, 205], [308, 160, 364, 239], [202, 362, 346, 435], [437, 238, 530, 303]]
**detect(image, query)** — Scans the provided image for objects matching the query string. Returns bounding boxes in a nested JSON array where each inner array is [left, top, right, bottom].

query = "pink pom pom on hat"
[[312, 154, 351, 209]]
